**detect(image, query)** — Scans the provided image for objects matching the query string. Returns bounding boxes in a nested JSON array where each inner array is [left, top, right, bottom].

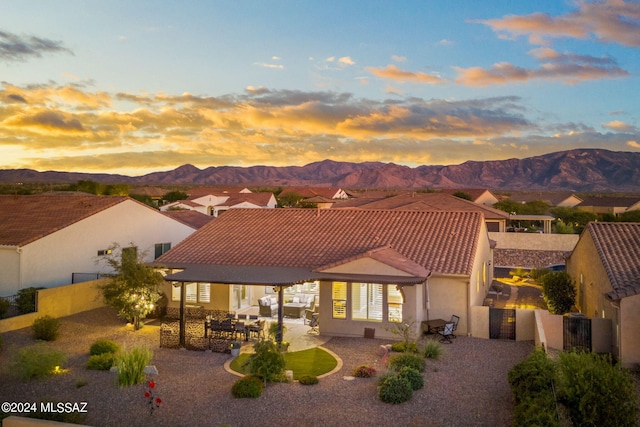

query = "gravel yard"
[[2, 307, 539, 426]]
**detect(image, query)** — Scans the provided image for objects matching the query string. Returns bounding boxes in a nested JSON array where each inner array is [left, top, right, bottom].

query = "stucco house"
[[508, 191, 583, 208], [0, 193, 196, 296], [155, 208, 494, 339], [441, 189, 500, 206], [278, 187, 349, 200], [160, 192, 276, 217], [566, 222, 640, 368], [576, 196, 640, 217]]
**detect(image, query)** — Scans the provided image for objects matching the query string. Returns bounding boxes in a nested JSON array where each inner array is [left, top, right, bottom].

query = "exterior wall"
[[0, 247, 21, 296], [470, 306, 489, 339], [620, 293, 640, 368], [0, 279, 107, 333], [14, 200, 195, 292], [536, 310, 564, 351], [566, 231, 619, 357], [475, 191, 499, 206], [489, 232, 579, 252], [163, 282, 232, 312], [515, 309, 535, 341]]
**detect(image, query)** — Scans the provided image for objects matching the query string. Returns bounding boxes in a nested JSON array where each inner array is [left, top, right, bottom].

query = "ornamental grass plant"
[[11, 344, 67, 380], [114, 346, 152, 387]]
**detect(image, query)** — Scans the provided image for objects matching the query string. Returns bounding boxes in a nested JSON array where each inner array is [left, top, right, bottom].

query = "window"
[[97, 249, 112, 256], [155, 243, 171, 259], [352, 283, 383, 321], [332, 282, 347, 319], [171, 282, 211, 303], [388, 286, 403, 322]]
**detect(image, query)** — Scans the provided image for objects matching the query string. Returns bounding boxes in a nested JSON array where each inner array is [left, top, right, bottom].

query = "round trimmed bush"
[[90, 339, 120, 356], [299, 375, 319, 385], [398, 366, 424, 390], [391, 341, 418, 353], [86, 353, 116, 371], [32, 315, 60, 341], [232, 375, 264, 398], [378, 374, 413, 404], [387, 353, 426, 373], [352, 365, 376, 378]]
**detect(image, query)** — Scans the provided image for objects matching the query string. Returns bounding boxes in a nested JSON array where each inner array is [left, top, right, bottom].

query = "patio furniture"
[[247, 319, 264, 339], [220, 319, 235, 338], [437, 322, 455, 344], [283, 303, 306, 318], [305, 310, 319, 334], [258, 296, 278, 317], [421, 319, 447, 335], [235, 321, 249, 341], [450, 315, 460, 338]]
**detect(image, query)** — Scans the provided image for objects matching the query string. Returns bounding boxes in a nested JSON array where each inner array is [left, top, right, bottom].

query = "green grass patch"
[[230, 347, 337, 380]]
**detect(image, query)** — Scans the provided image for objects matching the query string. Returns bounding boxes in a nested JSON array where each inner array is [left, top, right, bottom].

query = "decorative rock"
[[144, 365, 159, 375]]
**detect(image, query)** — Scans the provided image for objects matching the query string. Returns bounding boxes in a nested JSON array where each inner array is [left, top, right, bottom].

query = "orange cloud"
[[480, 0, 640, 47], [366, 65, 446, 84]]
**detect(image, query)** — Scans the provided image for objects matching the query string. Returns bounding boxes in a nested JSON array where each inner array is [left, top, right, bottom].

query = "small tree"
[[541, 272, 576, 315], [99, 244, 164, 330]]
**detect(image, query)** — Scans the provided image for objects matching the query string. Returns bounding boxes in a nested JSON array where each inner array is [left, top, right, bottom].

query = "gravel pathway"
[[1, 307, 540, 426]]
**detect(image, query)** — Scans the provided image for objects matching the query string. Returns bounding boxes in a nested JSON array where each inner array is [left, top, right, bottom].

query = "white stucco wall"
[[9, 199, 195, 292]]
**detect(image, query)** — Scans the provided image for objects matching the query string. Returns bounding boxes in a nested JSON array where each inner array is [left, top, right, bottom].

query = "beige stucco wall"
[[535, 310, 564, 351], [566, 231, 619, 357], [0, 279, 107, 333], [0, 247, 21, 296], [489, 232, 578, 252], [470, 306, 489, 339], [515, 309, 535, 341], [620, 293, 640, 368], [4, 199, 195, 295], [163, 282, 232, 312]]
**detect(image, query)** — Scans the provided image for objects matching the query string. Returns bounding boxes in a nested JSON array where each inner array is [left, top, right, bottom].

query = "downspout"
[[16, 246, 23, 290], [467, 280, 471, 337]]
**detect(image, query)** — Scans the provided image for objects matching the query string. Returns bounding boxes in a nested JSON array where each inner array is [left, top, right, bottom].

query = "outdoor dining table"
[[421, 318, 447, 335]]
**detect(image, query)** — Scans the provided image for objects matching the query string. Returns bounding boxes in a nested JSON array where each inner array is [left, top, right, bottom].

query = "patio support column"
[[179, 281, 186, 348], [276, 285, 284, 344]]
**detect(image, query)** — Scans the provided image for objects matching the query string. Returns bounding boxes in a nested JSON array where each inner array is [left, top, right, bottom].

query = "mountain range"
[[1, 148, 639, 192]]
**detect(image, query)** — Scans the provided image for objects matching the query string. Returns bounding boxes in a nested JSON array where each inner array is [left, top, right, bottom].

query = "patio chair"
[[221, 319, 235, 338], [209, 320, 222, 339], [235, 321, 248, 341], [437, 322, 455, 344], [237, 314, 247, 320], [305, 311, 319, 334], [247, 319, 264, 340], [450, 315, 460, 338]]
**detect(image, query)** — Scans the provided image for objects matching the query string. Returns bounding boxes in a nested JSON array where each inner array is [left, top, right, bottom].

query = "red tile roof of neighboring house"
[[187, 187, 251, 198], [161, 210, 210, 229], [585, 222, 640, 301], [578, 196, 640, 209], [217, 193, 274, 207], [0, 194, 128, 246], [279, 187, 344, 199], [333, 192, 509, 220], [157, 208, 484, 276]]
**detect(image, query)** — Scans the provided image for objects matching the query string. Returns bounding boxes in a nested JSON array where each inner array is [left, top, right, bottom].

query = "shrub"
[[11, 344, 67, 380], [512, 394, 561, 427], [397, 366, 424, 390], [231, 375, 264, 398], [509, 267, 529, 280], [87, 353, 116, 371], [114, 346, 152, 387], [299, 375, 319, 385], [391, 341, 418, 353], [423, 339, 444, 360], [530, 268, 551, 281], [247, 339, 286, 386], [387, 353, 425, 373], [541, 272, 576, 314], [378, 374, 413, 404], [0, 297, 10, 318], [32, 315, 61, 341], [90, 339, 120, 355], [508, 348, 556, 403], [352, 365, 376, 378], [556, 352, 638, 427], [15, 287, 45, 314]]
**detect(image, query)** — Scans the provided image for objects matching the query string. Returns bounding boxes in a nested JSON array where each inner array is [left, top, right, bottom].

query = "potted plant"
[[230, 341, 241, 357]]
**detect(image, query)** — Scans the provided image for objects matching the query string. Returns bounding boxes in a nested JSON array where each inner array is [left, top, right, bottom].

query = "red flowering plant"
[[143, 380, 162, 414], [352, 365, 376, 378]]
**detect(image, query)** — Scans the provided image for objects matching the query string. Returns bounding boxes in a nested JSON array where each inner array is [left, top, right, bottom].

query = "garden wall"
[[0, 279, 107, 333]]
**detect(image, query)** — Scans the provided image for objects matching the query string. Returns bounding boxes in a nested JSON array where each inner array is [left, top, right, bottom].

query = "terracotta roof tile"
[[157, 208, 484, 275], [161, 210, 211, 229], [0, 194, 128, 246], [586, 222, 640, 300]]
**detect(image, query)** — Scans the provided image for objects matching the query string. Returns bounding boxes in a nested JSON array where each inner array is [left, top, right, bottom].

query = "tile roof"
[[279, 187, 344, 199], [578, 196, 640, 208], [585, 222, 640, 301], [187, 186, 251, 197], [217, 193, 274, 207], [0, 194, 128, 246], [157, 208, 484, 276], [508, 191, 581, 206], [161, 210, 211, 229], [333, 192, 509, 220]]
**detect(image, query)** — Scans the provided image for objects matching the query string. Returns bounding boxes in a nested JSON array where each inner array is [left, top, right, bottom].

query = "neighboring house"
[[0, 194, 197, 296], [279, 187, 349, 200], [161, 210, 212, 229], [160, 193, 277, 217], [332, 192, 509, 232], [508, 191, 583, 208], [566, 222, 640, 368], [576, 196, 640, 217], [156, 208, 494, 339], [441, 189, 500, 206]]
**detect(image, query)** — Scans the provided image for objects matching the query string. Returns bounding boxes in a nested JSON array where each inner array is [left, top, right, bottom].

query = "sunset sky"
[[1, 1, 639, 175]]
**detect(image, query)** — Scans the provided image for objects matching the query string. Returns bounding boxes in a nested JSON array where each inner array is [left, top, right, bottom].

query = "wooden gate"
[[563, 314, 591, 352], [489, 308, 516, 340]]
